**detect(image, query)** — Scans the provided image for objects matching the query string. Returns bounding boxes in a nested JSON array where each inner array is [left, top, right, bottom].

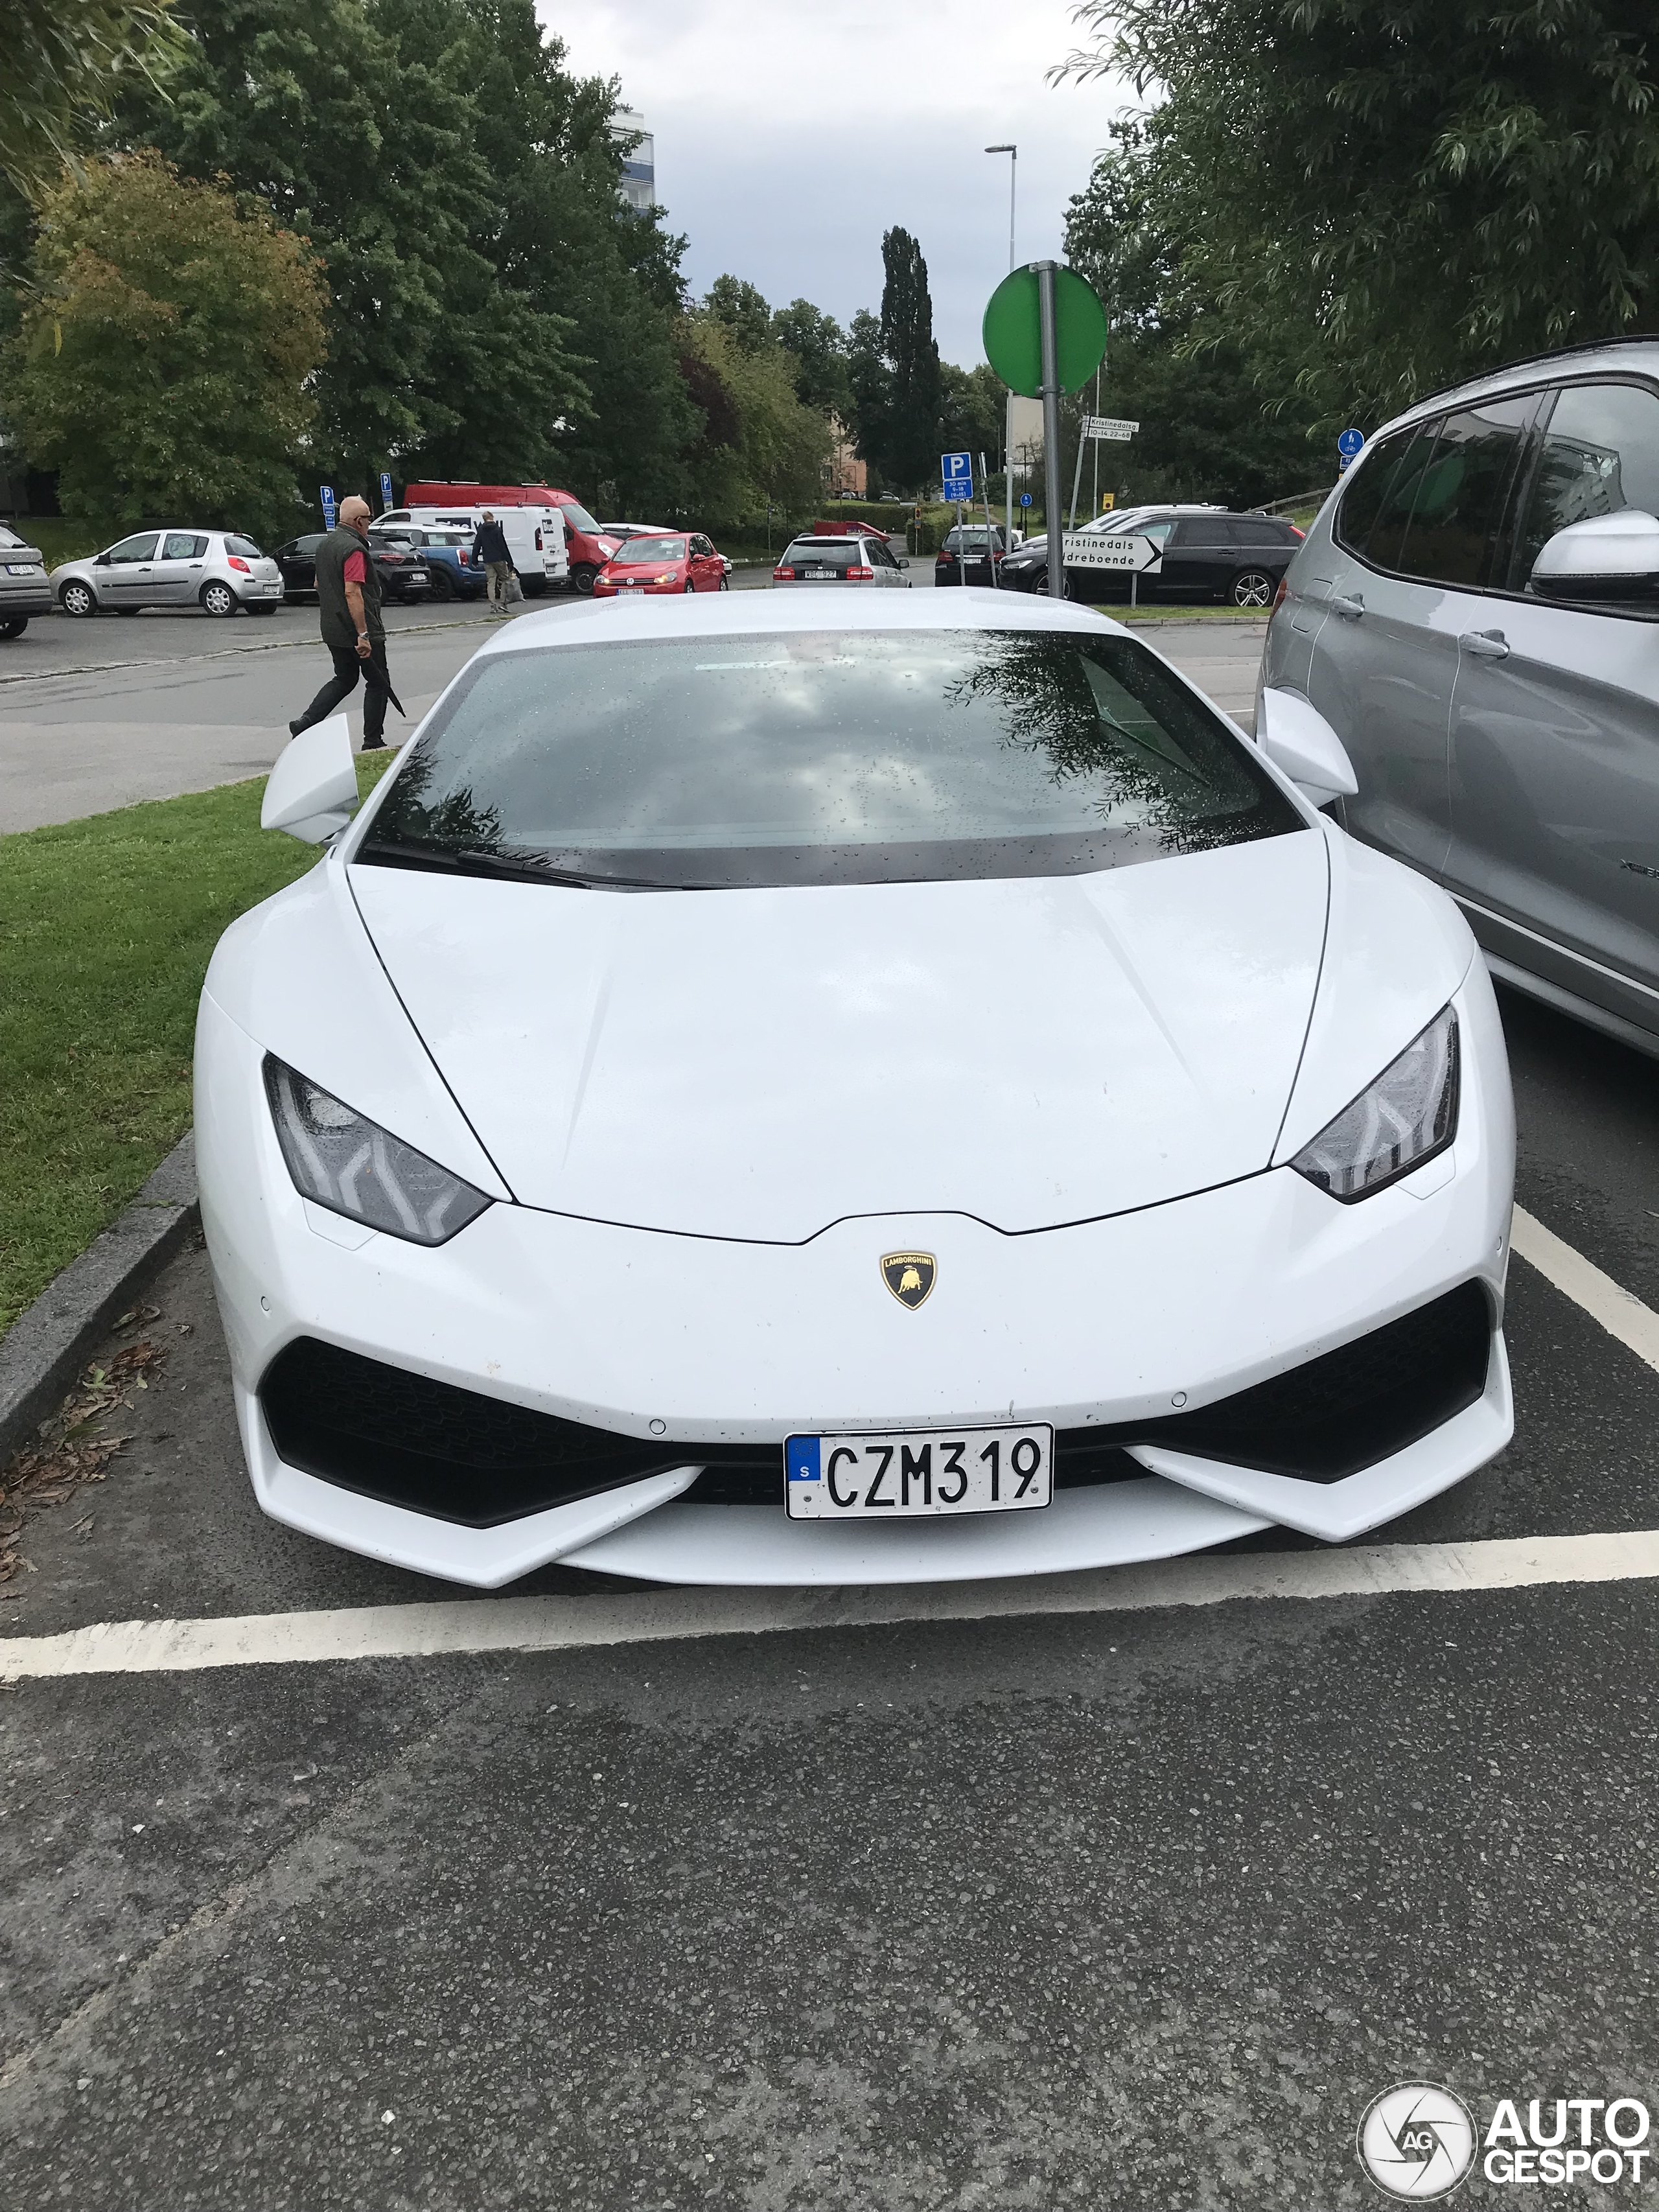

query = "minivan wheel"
[[200, 580, 238, 616], [60, 581, 97, 617], [1229, 568, 1275, 609]]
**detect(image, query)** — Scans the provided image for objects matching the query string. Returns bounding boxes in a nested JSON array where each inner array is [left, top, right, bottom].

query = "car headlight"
[[263, 1056, 493, 1244], [1290, 1007, 1459, 1201]]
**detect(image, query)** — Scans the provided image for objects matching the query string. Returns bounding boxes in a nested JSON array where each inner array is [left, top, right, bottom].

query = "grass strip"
[[1, 754, 395, 1334]]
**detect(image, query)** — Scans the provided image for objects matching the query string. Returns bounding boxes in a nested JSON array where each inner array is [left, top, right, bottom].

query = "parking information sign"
[[379, 471, 394, 511], [319, 484, 336, 530], [1082, 416, 1139, 442], [941, 450, 973, 502]]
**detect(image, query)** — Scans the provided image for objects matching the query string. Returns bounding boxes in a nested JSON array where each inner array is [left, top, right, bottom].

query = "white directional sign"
[[1061, 531, 1159, 572], [1082, 416, 1139, 441]]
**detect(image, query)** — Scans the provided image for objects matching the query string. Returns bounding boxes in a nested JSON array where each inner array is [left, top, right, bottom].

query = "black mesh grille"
[[258, 1281, 1492, 1526]]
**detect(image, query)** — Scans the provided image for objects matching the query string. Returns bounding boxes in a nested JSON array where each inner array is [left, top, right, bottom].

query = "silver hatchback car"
[[1266, 338, 1659, 1057], [53, 529, 286, 618]]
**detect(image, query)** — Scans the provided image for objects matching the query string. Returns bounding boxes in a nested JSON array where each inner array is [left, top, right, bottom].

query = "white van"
[[373, 502, 568, 594]]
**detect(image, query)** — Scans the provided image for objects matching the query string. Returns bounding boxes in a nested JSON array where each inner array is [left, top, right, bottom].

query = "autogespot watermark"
[[1358, 2084, 1654, 2196]]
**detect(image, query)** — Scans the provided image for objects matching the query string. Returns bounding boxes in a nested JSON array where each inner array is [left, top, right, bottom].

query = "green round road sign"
[[982, 266, 1108, 397]]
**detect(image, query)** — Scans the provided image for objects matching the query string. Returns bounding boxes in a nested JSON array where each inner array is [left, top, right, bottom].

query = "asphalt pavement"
[[3, 978, 1658, 2206]]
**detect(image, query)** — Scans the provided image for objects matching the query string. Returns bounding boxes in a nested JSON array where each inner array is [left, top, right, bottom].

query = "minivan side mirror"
[[1256, 687, 1359, 809], [261, 715, 361, 843], [1530, 510, 1659, 601]]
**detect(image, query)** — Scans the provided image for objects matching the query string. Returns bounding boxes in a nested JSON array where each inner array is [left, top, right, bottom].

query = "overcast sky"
[[542, 1, 1126, 367]]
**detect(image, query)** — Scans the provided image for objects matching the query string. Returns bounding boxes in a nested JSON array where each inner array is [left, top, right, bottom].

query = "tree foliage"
[[1059, 1, 1659, 424], [771, 297, 852, 417], [679, 308, 831, 533], [1065, 117, 1327, 505], [870, 227, 944, 491], [1, 0, 185, 192], [7, 150, 327, 536]]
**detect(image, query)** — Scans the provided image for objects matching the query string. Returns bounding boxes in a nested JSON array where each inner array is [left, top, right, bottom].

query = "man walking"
[[472, 509, 515, 615], [288, 494, 402, 750]]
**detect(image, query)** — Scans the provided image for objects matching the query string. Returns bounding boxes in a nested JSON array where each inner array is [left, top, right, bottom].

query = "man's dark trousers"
[[294, 639, 394, 745]]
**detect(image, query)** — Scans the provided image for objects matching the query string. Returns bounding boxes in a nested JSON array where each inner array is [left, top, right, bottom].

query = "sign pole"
[[979, 451, 999, 587], [1036, 261, 1065, 598], [1091, 366, 1101, 516], [1067, 409, 1086, 531]]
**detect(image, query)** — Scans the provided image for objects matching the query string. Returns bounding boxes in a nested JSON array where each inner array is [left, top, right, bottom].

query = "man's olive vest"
[[314, 524, 384, 650]]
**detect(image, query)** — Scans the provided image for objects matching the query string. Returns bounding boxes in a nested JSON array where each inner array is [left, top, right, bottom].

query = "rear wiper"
[[354, 839, 695, 891]]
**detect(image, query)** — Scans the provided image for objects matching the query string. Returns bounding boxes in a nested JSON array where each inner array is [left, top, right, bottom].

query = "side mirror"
[[94, 552, 110, 567], [898, 555, 911, 568], [261, 715, 360, 843], [1530, 509, 1659, 601], [1257, 687, 1358, 809]]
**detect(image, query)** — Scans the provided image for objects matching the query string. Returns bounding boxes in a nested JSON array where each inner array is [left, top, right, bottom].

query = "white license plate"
[[802, 566, 837, 579], [785, 1423, 1053, 1520], [618, 585, 645, 593]]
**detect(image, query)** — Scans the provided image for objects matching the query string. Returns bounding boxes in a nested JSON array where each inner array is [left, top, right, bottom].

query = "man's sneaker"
[[362, 738, 388, 751]]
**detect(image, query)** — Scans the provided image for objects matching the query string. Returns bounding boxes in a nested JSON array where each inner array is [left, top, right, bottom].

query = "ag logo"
[[1358, 2082, 1476, 2200], [881, 1252, 936, 1310]]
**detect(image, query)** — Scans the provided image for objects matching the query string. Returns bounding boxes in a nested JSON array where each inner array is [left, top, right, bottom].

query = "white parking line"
[[4, 1529, 1659, 1682], [1511, 1205, 1659, 1375]]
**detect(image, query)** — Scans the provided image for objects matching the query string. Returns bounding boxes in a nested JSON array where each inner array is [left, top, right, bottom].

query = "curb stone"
[[0, 1132, 199, 1466]]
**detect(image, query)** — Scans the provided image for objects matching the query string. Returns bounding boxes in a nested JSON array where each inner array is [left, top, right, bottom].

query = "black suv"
[[1002, 509, 1303, 607]]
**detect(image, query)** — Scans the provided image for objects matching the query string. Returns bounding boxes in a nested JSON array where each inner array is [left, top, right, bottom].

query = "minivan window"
[[1514, 380, 1659, 587], [1391, 396, 1533, 588]]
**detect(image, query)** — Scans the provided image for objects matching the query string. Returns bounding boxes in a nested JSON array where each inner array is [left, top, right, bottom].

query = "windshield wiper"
[[354, 839, 695, 891]]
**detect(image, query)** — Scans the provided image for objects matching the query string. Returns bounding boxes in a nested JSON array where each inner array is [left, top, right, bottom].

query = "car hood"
[[348, 832, 1330, 1242]]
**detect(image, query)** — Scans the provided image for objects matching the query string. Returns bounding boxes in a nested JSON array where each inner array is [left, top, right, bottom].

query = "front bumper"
[[198, 972, 1514, 1589]]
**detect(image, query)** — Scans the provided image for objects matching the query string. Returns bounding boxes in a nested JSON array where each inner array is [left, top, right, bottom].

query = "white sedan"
[[196, 590, 1514, 1588]]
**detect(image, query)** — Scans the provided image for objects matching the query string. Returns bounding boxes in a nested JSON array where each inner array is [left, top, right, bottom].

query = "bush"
[[817, 498, 915, 533]]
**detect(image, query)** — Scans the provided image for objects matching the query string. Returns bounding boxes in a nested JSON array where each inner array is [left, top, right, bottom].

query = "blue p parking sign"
[[319, 484, 336, 530], [379, 471, 394, 511], [941, 450, 973, 502]]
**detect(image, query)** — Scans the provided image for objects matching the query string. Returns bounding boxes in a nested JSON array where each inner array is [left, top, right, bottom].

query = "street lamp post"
[[985, 143, 1017, 550]]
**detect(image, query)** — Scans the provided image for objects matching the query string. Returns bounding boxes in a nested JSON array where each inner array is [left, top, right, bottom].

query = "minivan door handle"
[[1459, 629, 1510, 659], [1330, 593, 1365, 618]]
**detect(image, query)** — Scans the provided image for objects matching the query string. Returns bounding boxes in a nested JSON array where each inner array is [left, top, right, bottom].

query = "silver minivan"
[[1266, 339, 1659, 1056]]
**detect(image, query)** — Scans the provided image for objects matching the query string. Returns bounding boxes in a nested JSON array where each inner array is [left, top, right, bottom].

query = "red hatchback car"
[[594, 532, 728, 598]]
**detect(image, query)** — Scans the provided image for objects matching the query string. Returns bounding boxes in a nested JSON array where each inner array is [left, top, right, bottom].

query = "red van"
[[400, 483, 621, 594]]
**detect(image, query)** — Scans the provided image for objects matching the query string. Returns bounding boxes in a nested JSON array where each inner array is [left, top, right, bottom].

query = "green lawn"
[[1, 755, 395, 1333], [9, 516, 111, 566]]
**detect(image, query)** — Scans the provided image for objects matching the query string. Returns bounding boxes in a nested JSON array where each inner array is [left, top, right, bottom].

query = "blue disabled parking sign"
[[941, 450, 973, 502]]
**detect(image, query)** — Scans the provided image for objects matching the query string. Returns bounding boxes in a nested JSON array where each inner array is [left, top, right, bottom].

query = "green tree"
[[7, 150, 327, 537], [704, 273, 773, 355], [875, 226, 942, 491], [939, 360, 1007, 474], [1064, 118, 1325, 506], [1058, 0, 1659, 425], [107, 0, 684, 506], [771, 297, 852, 416], [1, 0, 183, 192], [679, 309, 830, 533], [846, 306, 891, 487]]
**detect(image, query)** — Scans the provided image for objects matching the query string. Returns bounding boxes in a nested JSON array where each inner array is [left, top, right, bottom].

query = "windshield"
[[357, 629, 1302, 892], [613, 537, 686, 565], [0, 525, 23, 549], [560, 498, 603, 535]]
